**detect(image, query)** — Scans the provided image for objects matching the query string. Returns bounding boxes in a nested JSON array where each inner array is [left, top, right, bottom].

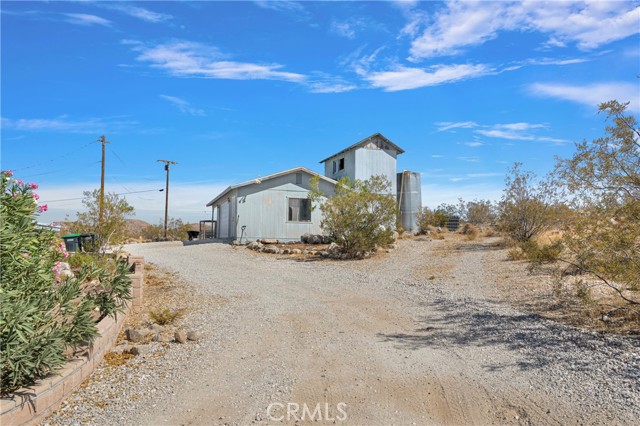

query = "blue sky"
[[2, 0, 639, 224]]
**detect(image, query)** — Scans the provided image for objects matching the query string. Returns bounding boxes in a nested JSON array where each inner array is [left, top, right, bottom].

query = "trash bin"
[[62, 234, 81, 252], [61, 233, 96, 252], [187, 231, 200, 241]]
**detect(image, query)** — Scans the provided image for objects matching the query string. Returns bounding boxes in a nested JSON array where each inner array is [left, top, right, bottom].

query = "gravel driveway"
[[58, 237, 640, 425]]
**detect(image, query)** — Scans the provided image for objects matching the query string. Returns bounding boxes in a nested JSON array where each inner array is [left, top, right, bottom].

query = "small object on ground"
[[174, 330, 188, 344]]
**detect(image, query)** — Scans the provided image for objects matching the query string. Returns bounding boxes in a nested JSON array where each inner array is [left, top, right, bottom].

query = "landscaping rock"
[[126, 327, 151, 343], [291, 249, 302, 255], [262, 246, 278, 254], [319, 251, 329, 258], [186, 331, 200, 342], [247, 241, 263, 250], [174, 330, 188, 344], [261, 239, 278, 245], [327, 242, 339, 253]]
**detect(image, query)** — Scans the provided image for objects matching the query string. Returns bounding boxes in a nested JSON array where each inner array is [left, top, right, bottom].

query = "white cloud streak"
[[528, 82, 640, 113], [1, 116, 138, 133], [130, 40, 307, 83], [408, 1, 640, 59], [365, 63, 490, 91], [63, 13, 111, 27], [435, 121, 478, 132], [100, 4, 172, 23], [159, 95, 206, 116]]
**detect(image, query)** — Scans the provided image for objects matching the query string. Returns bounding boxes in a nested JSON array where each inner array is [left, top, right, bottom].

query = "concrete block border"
[[0, 255, 144, 426]]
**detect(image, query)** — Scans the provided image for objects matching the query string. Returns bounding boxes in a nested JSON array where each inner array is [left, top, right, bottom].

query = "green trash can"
[[61, 233, 96, 252]]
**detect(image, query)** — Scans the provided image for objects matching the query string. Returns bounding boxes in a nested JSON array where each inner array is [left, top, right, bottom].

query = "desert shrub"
[[506, 247, 527, 261], [553, 100, 639, 308], [497, 163, 555, 242], [459, 223, 480, 240], [142, 217, 192, 241], [149, 308, 185, 325], [0, 171, 131, 394], [68, 189, 134, 253], [417, 204, 458, 233], [310, 175, 396, 255]]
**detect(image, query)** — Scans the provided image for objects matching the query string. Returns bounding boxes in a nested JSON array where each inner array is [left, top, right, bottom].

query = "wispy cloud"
[[330, 17, 387, 39], [364, 63, 490, 91], [129, 40, 306, 82], [63, 13, 111, 27], [99, 3, 172, 23], [253, 0, 309, 19], [435, 121, 478, 132], [457, 156, 481, 163], [407, 1, 640, 59], [475, 122, 570, 144], [1, 116, 138, 134], [464, 141, 484, 147], [528, 81, 640, 113], [159, 95, 205, 116]]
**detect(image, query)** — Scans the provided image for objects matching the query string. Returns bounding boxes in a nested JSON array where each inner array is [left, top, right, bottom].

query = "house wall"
[[215, 189, 238, 239], [323, 149, 356, 182], [355, 144, 398, 195], [213, 172, 334, 242]]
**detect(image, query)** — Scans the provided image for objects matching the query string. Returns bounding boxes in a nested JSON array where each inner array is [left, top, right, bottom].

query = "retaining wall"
[[0, 255, 144, 426]]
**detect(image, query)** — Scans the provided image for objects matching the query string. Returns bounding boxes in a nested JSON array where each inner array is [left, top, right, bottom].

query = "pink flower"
[[33, 194, 40, 200], [38, 204, 48, 212], [22, 252, 30, 258], [17, 179, 24, 186], [30, 183, 38, 190], [3, 170, 13, 177]]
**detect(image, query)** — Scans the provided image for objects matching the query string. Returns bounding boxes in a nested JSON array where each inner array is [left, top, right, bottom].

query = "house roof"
[[206, 167, 337, 207], [319, 132, 404, 164]]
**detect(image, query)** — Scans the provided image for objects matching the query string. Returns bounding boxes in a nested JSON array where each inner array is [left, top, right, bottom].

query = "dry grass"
[[149, 308, 185, 326], [103, 352, 135, 367]]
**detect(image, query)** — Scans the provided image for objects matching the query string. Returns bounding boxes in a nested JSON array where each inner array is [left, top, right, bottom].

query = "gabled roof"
[[319, 132, 404, 163], [206, 167, 336, 207]]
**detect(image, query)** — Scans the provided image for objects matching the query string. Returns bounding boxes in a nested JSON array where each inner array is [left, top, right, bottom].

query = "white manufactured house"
[[206, 133, 420, 241]]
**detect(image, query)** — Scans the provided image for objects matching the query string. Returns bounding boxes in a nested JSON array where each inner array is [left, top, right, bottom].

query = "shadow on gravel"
[[378, 297, 640, 378], [453, 241, 505, 252]]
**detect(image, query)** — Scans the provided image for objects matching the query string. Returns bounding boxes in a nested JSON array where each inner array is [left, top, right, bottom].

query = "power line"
[[22, 161, 101, 178], [44, 188, 164, 203], [11, 141, 95, 171]]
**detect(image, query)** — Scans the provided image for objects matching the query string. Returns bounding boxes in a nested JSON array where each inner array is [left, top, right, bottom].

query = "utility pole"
[[98, 135, 110, 226], [157, 160, 177, 239]]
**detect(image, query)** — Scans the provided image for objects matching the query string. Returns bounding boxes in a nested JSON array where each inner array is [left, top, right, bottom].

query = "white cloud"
[[100, 4, 172, 23], [408, 1, 640, 59], [475, 122, 569, 144], [331, 20, 357, 39], [528, 81, 640, 113], [159, 95, 206, 116], [435, 121, 478, 132], [131, 40, 306, 83], [457, 156, 481, 163], [464, 141, 484, 147], [1, 116, 137, 133], [330, 17, 386, 39], [63, 13, 111, 27], [365, 63, 490, 91]]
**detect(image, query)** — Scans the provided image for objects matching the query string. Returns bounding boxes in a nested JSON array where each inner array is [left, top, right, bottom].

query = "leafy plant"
[[149, 308, 184, 326], [310, 175, 396, 255], [0, 171, 132, 395]]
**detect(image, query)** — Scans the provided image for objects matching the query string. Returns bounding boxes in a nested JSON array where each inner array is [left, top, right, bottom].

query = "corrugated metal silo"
[[396, 171, 422, 233]]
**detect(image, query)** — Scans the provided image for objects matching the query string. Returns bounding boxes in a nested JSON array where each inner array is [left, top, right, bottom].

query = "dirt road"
[[116, 237, 639, 425]]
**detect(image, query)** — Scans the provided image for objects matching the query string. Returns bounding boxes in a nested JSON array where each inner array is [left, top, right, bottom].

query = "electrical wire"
[[22, 161, 101, 178], [11, 141, 96, 171], [44, 189, 164, 203]]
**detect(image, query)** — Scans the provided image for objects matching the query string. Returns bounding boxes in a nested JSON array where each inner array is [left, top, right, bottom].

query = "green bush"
[[310, 175, 396, 255], [0, 171, 131, 395]]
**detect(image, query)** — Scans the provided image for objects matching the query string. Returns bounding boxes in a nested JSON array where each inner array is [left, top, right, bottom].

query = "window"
[[332, 161, 337, 174], [288, 198, 311, 222], [295, 172, 302, 185], [338, 158, 345, 170]]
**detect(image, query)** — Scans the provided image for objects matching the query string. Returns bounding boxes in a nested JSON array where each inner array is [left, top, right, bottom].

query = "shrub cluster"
[[0, 171, 131, 395]]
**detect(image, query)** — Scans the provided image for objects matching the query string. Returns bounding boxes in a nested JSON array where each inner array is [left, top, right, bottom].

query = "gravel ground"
[[44, 237, 640, 425]]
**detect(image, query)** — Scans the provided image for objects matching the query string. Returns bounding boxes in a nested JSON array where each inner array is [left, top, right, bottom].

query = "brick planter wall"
[[0, 255, 144, 426]]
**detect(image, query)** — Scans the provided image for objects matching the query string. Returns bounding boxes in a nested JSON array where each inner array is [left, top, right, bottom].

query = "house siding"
[[212, 171, 334, 242]]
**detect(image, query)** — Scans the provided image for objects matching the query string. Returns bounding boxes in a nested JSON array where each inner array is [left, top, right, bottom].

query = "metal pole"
[[157, 160, 177, 239], [98, 135, 109, 226]]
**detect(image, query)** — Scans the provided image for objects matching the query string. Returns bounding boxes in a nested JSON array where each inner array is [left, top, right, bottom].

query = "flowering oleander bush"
[[0, 171, 131, 395]]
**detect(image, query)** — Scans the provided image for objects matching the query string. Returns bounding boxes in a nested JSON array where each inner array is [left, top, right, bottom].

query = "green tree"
[[310, 175, 397, 255], [498, 163, 555, 242], [70, 189, 134, 252], [464, 199, 496, 226], [553, 100, 639, 307]]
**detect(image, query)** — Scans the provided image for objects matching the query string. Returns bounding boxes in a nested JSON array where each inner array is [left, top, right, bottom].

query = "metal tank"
[[396, 171, 422, 233]]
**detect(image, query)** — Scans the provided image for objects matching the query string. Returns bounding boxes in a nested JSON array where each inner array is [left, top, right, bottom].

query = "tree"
[[553, 100, 639, 307], [70, 190, 134, 252], [464, 199, 496, 226], [498, 163, 555, 242], [310, 175, 396, 255]]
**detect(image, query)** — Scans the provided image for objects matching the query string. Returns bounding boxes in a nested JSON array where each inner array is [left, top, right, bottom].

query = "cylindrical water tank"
[[396, 171, 422, 233]]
